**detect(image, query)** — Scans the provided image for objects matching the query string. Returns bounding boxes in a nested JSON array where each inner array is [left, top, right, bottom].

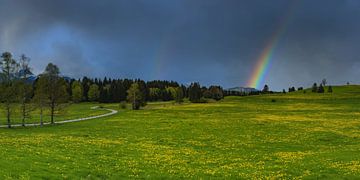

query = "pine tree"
[[328, 85, 333, 93], [312, 83, 318, 93], [188, 82, 202, 103], [262, 84, 269, 93], [317, 84, 324, 93]]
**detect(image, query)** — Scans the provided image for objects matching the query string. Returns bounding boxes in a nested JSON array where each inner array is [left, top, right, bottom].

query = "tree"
[[262, 84, 269, 93], [188, 82, 202, 103], [318, 84, 325, 93], [328, 85, 333, 93], [174, 87, 184, 103], [149, 88, 161, 101], [71, 81, 83, 103], [33, 76, 48, 126], [127, 83, 145, 110], [321, 79, 327, 86], [165, 87, 177, 100], [312, 83, 318, 93], [282, 89, 286, 94], [288, 87, 296, 92], [209, 86, 224, 101], [42, 63, 69, 124], [88, 84, 100, 101], [203, 90, 212, 99], [0, 52, 19, 128], [17, 54, 34, 126]]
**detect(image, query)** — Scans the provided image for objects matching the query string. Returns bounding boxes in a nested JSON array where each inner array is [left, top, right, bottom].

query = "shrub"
[[120, 101, 127, 109]]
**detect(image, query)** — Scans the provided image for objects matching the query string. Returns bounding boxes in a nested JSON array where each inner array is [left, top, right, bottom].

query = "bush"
[[271, 99, 276, 103], [120, 101, 127, 109]]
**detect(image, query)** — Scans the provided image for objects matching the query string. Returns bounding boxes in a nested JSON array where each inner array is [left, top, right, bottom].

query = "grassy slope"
[[0, 85, 360, 179]]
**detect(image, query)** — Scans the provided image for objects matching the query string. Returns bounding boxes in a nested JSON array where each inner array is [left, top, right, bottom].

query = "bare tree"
[[321, 79, 327, 87]]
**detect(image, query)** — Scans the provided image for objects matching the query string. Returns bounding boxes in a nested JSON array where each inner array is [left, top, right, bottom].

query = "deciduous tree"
[[42, 63, 69, 124], [88, 84, 100, 101], [127, 83, 145, 110], [0, 52, 19, 128], [71, 81, 83, 103]]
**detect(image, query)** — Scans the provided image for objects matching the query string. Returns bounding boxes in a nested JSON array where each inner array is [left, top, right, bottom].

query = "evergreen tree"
[[81, 77, 90, 101], [262, 84, 269, 93], [317, 84, 325, 93], [312, 83, 318, 93], [188, 82, 202, 103], [321, 78, 327, 86], [328, 85, 333, 93]]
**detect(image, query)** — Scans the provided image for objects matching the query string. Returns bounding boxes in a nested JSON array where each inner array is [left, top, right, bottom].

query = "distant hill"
[[226, 87, 259, 93]]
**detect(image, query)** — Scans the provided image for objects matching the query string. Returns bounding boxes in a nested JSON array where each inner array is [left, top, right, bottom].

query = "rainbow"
[[246, 1, 298, 89]]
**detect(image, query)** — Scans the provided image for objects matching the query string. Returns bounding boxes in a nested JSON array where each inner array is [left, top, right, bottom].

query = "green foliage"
[[88, 84, 100, 101], [174, 87, 184, 103], [188, 82, 202, 103], [317, 84, 325, 93], [71, 81, 83, 103], [126, 83, 145, 110], [119, 101, 127, 109], [262, 84, 269, 93], [1, 85, 360, 178], [38, 63, 69, 124], [209, 86, 223, 101], [165, 87, 177, 100], [312, 83, 318, 92], [0, 52, 19, 128]]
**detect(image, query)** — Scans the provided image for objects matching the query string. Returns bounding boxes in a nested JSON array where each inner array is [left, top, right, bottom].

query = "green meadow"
[[0, 85, 360, 179]]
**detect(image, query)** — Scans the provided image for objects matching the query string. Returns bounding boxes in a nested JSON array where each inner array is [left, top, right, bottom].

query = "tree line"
[[0, 52, 225, 127]]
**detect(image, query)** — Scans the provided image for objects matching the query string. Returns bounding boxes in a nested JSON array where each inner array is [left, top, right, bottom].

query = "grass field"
[[0, 85, 360, 179], [0, 103, 109, 125]]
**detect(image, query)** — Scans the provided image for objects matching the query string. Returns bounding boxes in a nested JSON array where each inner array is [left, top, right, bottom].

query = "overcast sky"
[[0, 0, 359, 90]]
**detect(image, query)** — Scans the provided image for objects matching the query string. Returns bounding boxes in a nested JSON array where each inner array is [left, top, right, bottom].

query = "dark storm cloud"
[[0, 0, 359, 90]]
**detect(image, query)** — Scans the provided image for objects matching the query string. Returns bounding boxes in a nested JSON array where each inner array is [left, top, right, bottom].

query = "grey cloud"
[[0, 0, 359, 90]]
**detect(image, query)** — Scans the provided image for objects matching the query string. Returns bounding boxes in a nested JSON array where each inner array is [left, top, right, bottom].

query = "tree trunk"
[[40, 106, 43, 127], [51, 103, 55, 124], [22, 103, 25, 127], [6, 105, 10, 128]]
